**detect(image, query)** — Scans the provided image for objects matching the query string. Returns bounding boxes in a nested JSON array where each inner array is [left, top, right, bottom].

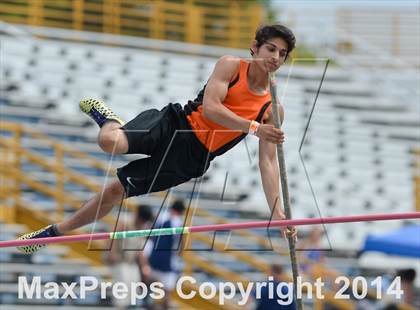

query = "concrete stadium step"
[[0, 262, 109, 277]]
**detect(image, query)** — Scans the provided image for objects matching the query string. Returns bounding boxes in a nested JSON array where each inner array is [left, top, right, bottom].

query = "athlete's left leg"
[[17, 179, 125, 253], [55, 179, 125, 233]]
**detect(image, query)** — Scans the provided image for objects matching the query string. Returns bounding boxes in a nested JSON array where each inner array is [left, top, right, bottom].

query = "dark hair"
[[136, 204, 153, 222], [252, 24, 296, 58], [396, 268, 416, 282], [171, 199, 186, 214], [271, 264, 283, 275]]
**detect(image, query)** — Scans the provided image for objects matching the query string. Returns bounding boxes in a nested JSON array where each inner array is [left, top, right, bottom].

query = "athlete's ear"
[[250, 40, 258, 57]]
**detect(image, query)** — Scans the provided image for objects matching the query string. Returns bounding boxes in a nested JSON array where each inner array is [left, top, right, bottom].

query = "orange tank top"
[[184, 59, 272, 156]]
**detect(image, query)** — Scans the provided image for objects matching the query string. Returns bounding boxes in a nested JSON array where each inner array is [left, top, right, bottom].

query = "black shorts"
[[117, 103, 213, 197]]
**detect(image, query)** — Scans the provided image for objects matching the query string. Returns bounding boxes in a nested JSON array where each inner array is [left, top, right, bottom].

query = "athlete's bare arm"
[[202, 56, 249, 131], [259, 106, 297, 238], [202, 55, 283, 144], [259, 106, 285, 220]]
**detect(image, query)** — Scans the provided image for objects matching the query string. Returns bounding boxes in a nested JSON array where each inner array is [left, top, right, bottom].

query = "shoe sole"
[[17, 228, 48, 254], [79, 98, 124, 125]]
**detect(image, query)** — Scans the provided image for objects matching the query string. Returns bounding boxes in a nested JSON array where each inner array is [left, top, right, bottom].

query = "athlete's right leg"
[[17, 179, 125, 253], [79, 98, 129, 154], [97, 121, 129, 154]]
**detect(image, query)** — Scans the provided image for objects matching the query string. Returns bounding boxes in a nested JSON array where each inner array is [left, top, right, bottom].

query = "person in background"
[[253, 264, 296, 310], [300, 227, 325, 279], [105, 204, 153, 310], [141, 199, 186, 310], [396, 268, 417, 307]]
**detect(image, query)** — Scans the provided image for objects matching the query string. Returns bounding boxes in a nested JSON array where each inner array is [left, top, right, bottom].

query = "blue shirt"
[[255, 281, 296, 310], [149, 219, 174, 272], [148, 216, 182, 272]]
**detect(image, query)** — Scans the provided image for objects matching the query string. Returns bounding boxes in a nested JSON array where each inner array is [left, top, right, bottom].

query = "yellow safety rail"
[[0, 0, 263, 49], [0, 122, 116, 221]]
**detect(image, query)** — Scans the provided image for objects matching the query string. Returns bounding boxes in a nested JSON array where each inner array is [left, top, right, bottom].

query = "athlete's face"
[[252, 37, 289, 72]]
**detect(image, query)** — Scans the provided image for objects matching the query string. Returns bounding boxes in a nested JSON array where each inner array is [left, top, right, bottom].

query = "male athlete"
[[18, 24, 296, 253]]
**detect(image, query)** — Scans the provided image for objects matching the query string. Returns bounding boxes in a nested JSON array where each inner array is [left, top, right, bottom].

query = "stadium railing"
[[0, 0, 263, 49]]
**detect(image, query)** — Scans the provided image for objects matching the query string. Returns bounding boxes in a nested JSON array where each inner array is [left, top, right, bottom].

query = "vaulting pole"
[[268, 71, 303, 309]]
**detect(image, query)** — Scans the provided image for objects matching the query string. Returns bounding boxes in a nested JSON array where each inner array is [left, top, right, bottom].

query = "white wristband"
[[249, 120, 260, 135]]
